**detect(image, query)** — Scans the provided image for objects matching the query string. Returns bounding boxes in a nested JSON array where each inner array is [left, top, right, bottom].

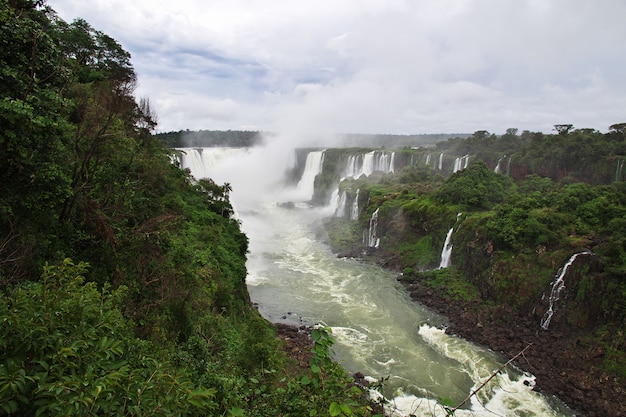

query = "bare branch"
[[450, 343, 533, 414]]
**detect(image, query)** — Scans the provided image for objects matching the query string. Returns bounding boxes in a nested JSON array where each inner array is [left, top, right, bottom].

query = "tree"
[[472, 130, 490, 139], [609, 123, 626, 140], [554, 124, 574, 135], [0, 0, 74, 280]]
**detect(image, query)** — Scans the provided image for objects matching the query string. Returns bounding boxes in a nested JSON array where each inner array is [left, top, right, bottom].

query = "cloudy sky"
[[49, 0, 626, 137]]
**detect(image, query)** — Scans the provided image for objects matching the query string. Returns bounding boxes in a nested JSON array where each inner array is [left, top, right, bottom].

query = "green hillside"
[[0, 2, 376, 415]]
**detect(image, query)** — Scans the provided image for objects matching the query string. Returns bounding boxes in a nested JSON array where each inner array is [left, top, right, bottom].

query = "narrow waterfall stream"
[[178, 146, 574, 417]]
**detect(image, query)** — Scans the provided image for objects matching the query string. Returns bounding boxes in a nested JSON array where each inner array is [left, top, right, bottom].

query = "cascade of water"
[[494, 155, 506, 173], [453, 155, 470, 173], [425, 153, 431, 166], [296, 150, 325, 200], [506, 156, 512, 175], [176, 147, 253, 180], [438, 227, 454, 269], [344, 151, 395, 179], [364, 208, 380, 248], [177, 147, 576, 417], [350, 189, 360, 220], [344, 154, 362, 178], [361, 151, 376, 176], [453, 158, 461, 173], [616, 159, 624, 182], [334, 190, 347, 218], [540, 251, 593, 330], [438, 153, 444, 170]]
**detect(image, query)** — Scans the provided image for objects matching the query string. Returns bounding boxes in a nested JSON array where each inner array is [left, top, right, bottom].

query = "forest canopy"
[[0, 2, 374, 416]]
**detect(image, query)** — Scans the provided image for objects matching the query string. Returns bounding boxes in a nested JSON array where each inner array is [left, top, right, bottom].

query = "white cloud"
[[49, 0, 626, 136]]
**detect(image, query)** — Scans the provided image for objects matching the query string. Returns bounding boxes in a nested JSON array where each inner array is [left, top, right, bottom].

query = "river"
[[178, 145, 574, 417]]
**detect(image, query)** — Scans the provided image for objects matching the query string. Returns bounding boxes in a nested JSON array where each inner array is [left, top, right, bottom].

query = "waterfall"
[[361, 151, 375, 176], [176, 147, 251, 179], [453, 155, 470, 173], [540, 251, 593, 330], [364, 208, 380, 248], [332, 189, 346, 218], [343, 151, 395, 179], [344, 154, 362, 178], [296, 150, 325, 200], [438, 213, 462, 269], [506, 156, 512, 175], [494, 155, 506, 174], [425, 153, 431, 167], [177, 146, 576, 417], [453, 157, 461, 173], [350, 189, 360, 220], [438, 227, 454, 269], [438, 153, 444, 170], [616, 159, 624, 182]]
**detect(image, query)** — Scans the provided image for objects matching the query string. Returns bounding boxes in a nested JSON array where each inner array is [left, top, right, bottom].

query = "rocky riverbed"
[[401, 277, 625, 417]]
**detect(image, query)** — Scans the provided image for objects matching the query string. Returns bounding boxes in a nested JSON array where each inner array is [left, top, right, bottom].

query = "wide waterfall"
[[176, 147, 251, 178], [297, 150, 325, 200], [177, 145, 574, 417], [540, 251, 593, 330], [344, 150, 395, 179]]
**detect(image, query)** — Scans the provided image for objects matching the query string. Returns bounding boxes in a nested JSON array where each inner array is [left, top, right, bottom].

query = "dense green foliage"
[[1, 260, 217, 415], [321, 129, 626, 378], [0, 2, 377, 416]]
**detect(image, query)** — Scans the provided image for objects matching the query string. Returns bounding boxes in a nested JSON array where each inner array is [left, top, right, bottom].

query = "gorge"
[[178, 145, 585, 417]]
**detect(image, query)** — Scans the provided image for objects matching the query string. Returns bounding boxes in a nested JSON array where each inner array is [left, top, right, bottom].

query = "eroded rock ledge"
[[400, 276, 625, 417]]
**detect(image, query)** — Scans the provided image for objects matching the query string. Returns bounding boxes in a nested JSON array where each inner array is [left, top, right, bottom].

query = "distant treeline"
[[155, 129, 264, 147], [340, 132, 470, 148], [156, 129, 469, 149]]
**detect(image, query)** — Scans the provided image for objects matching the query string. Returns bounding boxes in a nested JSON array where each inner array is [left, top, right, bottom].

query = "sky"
[[49, 0, 626, 138]]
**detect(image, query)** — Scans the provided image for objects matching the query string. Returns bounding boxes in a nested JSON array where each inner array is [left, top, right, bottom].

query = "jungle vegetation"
[[0, 2, 378, 415], [321, 128, 626, 379]]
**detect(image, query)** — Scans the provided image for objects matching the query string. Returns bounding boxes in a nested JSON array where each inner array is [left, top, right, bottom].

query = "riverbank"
[[398, 272, 625, 417], [329, 230, 625, 417]]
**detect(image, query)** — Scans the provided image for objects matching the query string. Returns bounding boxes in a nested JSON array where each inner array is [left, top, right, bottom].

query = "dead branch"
[[450, 343, 533, 414]]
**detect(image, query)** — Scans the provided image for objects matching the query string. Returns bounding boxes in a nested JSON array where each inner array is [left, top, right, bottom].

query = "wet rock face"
[[324, 184, 623, 417], [400, 277, 626, 417]]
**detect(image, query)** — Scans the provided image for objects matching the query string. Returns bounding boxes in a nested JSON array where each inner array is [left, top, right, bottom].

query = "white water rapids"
[[178, 146, 574, 417]]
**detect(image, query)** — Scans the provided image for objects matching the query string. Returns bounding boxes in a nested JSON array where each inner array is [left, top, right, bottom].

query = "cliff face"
[[308, 144, 626, 417], [325, 191, 626, 417]]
